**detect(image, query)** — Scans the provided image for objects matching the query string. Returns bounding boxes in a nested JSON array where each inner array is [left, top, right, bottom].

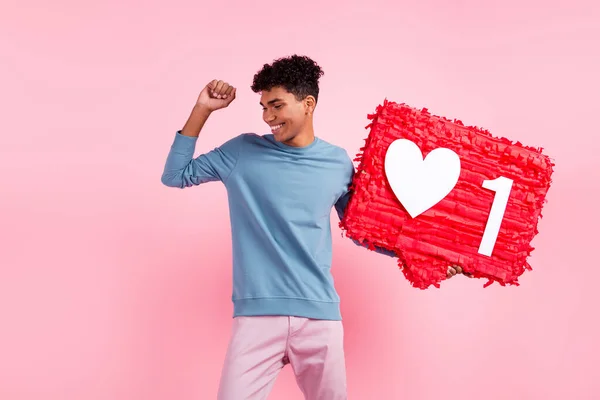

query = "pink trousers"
[[217, 315, 347, 400]]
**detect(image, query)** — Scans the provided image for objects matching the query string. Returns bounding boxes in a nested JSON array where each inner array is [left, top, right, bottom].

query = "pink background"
[[2, 0, 599, 399]]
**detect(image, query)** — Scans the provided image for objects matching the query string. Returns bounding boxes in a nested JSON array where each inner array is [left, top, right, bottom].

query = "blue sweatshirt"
[[161, 131, 394, 320]]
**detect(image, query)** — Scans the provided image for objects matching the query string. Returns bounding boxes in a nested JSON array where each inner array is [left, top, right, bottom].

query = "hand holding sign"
[[340, 100, 554, 289]]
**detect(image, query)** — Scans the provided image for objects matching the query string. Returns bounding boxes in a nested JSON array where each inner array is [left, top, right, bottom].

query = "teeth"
[[271, 123, 284, 131]]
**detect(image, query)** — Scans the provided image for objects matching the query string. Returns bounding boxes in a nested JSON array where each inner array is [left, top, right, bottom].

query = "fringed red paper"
[[340, 100, 554, 289]]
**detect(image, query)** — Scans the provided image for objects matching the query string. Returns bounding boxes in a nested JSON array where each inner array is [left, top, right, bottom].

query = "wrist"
[[193, 103, 213, 116]]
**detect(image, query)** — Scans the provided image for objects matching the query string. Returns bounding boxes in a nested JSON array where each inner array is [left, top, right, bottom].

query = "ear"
[[305, 96, 316, 115]]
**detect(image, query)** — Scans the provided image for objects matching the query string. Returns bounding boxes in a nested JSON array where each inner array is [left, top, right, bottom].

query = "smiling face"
[[260, 86, 316, 147]]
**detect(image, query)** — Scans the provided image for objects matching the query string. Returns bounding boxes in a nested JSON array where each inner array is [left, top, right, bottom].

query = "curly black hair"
[[251, 54, 324, 103]]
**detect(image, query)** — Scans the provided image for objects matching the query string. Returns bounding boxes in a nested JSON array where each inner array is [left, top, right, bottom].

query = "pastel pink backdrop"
[[1, 1, 598, 399]]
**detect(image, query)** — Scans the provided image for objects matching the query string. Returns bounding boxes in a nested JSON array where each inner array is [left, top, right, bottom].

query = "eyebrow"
[[260, 98, 284, 107]]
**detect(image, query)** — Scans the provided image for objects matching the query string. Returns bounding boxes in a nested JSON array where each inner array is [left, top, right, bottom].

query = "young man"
[[161, 55, 465, 399]]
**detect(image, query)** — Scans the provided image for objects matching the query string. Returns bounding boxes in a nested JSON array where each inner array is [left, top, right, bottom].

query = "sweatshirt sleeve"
[[161, 131, 243, 188]]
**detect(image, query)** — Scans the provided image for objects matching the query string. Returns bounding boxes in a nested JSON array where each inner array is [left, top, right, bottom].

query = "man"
[[161, 54, 464, 399]]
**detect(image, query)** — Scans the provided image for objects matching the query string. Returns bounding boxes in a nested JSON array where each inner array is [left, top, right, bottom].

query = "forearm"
[[161, 133, 198, 187], [161, 105, 211, 187], [180, 104, 213, 138], [161, 79, 238, 188]]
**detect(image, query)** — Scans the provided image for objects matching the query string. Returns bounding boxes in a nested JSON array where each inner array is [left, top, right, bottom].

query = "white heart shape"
[[384, 139, 461, 218]]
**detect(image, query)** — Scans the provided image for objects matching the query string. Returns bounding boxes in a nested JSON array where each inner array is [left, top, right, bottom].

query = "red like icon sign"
[[340, 100, 554, 289]]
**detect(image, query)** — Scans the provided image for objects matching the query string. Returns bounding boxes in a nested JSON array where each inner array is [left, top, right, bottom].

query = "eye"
[[274, 104, 283, 109]]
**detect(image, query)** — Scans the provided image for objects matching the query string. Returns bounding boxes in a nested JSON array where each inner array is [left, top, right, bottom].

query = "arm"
[[160, 130, 242, 188], [161, 80, 240, 188]]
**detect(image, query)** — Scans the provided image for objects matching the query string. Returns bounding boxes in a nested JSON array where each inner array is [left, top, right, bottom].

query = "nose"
[[264, 110, 276, 123]]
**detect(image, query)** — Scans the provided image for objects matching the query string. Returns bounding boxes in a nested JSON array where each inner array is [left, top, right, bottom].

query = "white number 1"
[[478, 176, 514, 257]]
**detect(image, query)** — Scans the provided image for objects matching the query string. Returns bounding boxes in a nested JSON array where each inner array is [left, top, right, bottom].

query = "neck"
[[283, 121, 315, 147]]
